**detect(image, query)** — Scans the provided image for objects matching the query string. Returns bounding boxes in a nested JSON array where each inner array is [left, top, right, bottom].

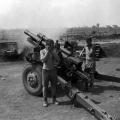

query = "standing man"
[[80, 37, 95, 87], [54, 40, 60, 50], [54, 40, 63, 65], [40, 39, 60, 107]]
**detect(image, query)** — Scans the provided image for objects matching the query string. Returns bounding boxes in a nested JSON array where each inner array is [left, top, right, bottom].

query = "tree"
[[96, 23, 100, 28]]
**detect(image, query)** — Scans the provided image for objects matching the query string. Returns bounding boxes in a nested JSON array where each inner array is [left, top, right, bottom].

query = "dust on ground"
[[0, 58, 120, 120]]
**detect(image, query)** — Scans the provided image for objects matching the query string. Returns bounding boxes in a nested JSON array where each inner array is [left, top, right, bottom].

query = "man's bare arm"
[[40, 50, 50, 62], [79, 47, 85, 57]]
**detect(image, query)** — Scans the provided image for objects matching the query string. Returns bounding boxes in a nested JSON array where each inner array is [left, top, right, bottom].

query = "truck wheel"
[[22, 64, 42, 96]]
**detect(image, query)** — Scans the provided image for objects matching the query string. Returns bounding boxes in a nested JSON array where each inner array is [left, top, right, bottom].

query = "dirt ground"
[[0, 58, 120, 120]]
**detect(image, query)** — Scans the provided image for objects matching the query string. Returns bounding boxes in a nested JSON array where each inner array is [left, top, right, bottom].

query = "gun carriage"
[[22, 30, 114, 120]]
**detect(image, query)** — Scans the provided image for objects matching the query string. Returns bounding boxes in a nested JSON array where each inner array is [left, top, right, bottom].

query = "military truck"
[[0, 41, 19, 58]]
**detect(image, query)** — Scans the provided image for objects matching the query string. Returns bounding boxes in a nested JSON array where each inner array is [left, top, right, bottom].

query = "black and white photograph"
[[0, 0, 120, 120]]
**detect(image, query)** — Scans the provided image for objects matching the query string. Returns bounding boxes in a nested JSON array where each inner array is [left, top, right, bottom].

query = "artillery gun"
[[23, 30, 91, 95], [22, 30, 114, 120]]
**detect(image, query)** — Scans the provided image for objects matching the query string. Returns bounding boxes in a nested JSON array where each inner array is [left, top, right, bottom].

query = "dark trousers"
[[42, 69, 57, 101]]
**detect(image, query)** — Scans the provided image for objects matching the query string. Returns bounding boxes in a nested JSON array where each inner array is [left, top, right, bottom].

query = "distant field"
[[0, 29, 120, 58], [101, 43, 120, 57]]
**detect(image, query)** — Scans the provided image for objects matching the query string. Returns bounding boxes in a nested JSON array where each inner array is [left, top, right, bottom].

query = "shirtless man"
[[80, 37, 95, 87]]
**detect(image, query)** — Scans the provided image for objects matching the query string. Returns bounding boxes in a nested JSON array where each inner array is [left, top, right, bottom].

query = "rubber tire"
[[22, 63, 42, 96]]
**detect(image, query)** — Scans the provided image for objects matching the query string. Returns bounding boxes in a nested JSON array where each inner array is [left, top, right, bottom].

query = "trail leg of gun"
[[57, 76, 115, 120]]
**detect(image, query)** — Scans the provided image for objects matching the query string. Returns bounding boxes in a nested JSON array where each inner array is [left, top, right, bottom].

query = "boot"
[[52, 96, 59, 105], [43, 97, 48, 107]]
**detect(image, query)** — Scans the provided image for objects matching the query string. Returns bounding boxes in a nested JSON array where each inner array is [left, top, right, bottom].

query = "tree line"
[[60, 24, 120, 41]]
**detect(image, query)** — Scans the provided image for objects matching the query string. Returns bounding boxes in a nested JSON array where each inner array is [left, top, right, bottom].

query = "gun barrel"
[[24, 30, 72, 57], [24, 29, 48, 47], [37, 33, 48, 41], [24, 30, 40, 42]]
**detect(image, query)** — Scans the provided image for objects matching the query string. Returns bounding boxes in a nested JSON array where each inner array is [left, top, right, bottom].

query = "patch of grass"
[[102, 43, 120, 57]]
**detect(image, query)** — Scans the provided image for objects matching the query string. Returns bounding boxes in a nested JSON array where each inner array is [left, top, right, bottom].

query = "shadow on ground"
[[90, 73, 120, 95], [96, 73, 120, 83], [90, 85, 120, 95]]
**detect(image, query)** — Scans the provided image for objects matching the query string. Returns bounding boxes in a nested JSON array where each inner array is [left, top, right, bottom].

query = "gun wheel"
[[22, 63, 42, 96], [27, 72, 39, 89]]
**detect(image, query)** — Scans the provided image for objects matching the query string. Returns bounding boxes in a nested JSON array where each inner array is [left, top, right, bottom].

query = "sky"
[[0, 0, 120, 29]]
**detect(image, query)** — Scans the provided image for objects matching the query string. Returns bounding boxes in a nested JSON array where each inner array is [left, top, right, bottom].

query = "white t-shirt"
[[40, 49, 59, 70]]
